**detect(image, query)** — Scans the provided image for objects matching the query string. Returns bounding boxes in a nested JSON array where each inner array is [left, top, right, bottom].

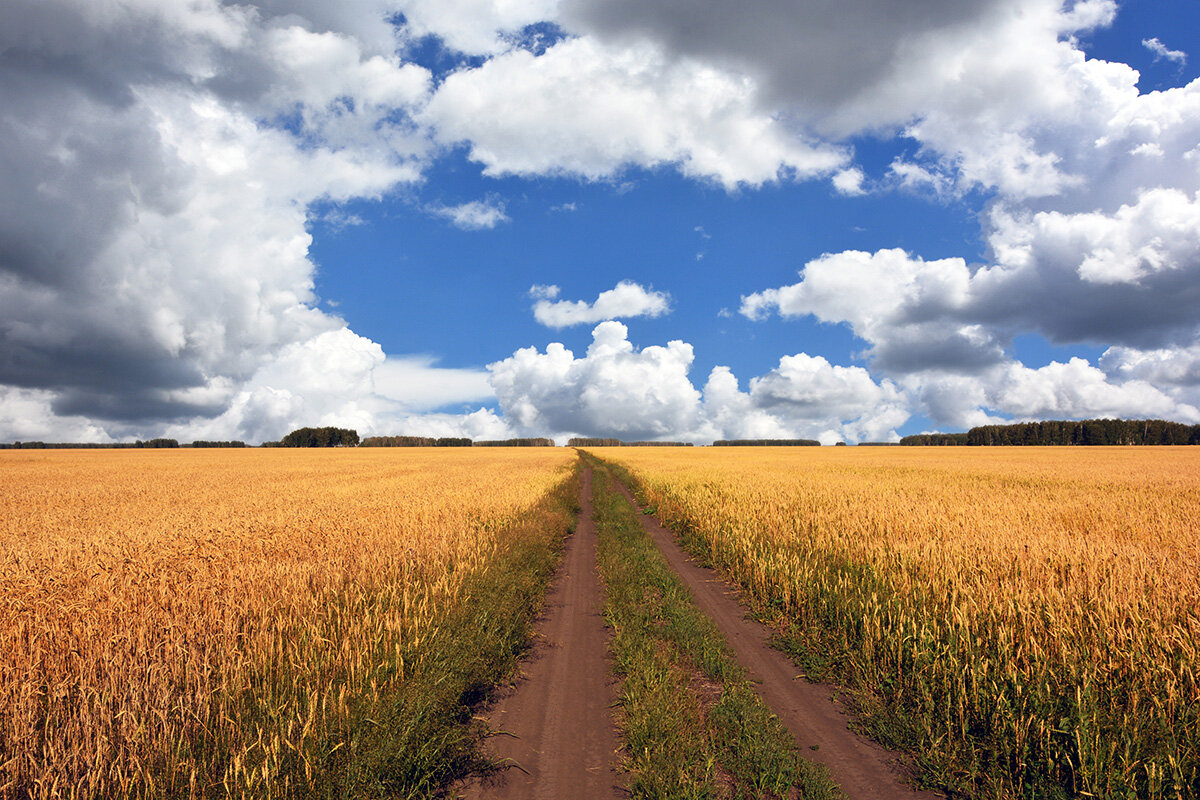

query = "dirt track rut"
[[609, 476, 942, 800], [456, 466, 624, 799]]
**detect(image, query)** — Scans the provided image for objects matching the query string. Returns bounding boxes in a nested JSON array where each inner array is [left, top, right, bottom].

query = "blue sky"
[[2, 0, 1199, 443]]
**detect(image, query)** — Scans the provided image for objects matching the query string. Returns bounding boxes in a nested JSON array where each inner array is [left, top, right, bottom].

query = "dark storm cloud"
[[560, 0, 1011, 125], [868, 325, 1009, 375], [969, 252, 1200, 351]]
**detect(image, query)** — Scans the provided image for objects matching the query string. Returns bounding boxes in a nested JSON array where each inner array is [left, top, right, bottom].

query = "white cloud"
[[745, 185, 1200, 371], [0, 0, 442, 442], [552, 0, 1200, 210], [1143, 37, 1187, 65], [740, 222, 1200, 429], [974, 189, 1200, 346], [740, 354, 909, 443], [561, 0, 1114, 135], [740, 248, 1007, 374], [903, 359, 1200, 430], [1100, 344, 1200, 388], [531, 280, 671, 327], [529, 284, 561, 300], [422, 36, 846, 189], [398, 408, 513, 439], [831, 167, 867, 196], [164, 328, 500, 444], [489, 323, 910, 443], [0, 387, 117, 444], [393, 0, 561, 55], [373, 357, 496, 410], [6, 0, 1200, 445], [428, 198, 511, 229], [489, 321, 702, 439], [993, 358, 1196, 421], [887, 159, 956, 199]]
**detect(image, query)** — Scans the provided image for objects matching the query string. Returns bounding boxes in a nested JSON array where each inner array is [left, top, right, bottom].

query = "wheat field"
[[595, 446, 1200, 799], [0, 447, 575, 798]]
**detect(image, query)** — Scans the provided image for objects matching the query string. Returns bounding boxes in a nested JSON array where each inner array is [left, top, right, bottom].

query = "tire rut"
[[608, 474, 943, 800], [455, 466, 625, 799]]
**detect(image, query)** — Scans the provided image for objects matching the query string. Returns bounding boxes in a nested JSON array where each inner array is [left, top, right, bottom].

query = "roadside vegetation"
[[587, 455, 841, 800], [594, 447, 1200, 800], [0, 448, 577, 799]]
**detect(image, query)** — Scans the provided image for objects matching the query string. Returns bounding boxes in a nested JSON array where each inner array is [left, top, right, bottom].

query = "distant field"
[[0, 448, 575, 798], [594, 447, 1200, 799]]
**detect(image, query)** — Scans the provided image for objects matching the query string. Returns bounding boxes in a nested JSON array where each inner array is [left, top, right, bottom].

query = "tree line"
[[10, 418, 1199, 450], [0, 439, 246, 449], [566, 438, 693, 447], [900, 418, 1200, 446], [359, 436, 553, 447], [713, 439, 820, 446]]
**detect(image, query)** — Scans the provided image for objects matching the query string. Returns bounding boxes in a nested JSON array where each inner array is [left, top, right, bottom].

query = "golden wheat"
[[0, 447, 574, 798], [595, 446, 1200, 799]]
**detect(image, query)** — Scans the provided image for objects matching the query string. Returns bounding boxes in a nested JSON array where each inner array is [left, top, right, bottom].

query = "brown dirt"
[[454, 466, 626, 799], [609, 477, 943, 800]]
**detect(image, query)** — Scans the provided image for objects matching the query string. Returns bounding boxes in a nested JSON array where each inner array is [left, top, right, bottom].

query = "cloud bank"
[[2, 0, 1199, 444], [488, 322, 910, 444]]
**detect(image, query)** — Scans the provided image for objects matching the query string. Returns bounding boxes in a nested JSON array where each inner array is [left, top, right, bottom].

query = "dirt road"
[[609, 477, 942, 800], [456, 466, 625, 799]]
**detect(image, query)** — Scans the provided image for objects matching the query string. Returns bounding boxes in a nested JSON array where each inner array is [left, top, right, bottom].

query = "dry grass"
[[594, 446, 1200, 799], [0, 447, 575, 798]]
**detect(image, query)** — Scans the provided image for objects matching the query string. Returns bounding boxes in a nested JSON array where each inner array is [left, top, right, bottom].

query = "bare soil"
[[455, 466, 626, 799], [609, 477, 944, 800]]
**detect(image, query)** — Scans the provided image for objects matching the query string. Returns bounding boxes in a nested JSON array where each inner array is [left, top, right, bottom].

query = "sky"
[[2, 0, 1200, 445]]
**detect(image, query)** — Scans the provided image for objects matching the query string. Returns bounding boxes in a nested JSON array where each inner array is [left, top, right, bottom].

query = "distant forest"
[[8, 418, 1199, 450], [567, 438, 693, 447], [0, 439, 245, 449], [361, 436, 553, 447], [713, 439, 820, 446], [901, 418, 1200, 446]]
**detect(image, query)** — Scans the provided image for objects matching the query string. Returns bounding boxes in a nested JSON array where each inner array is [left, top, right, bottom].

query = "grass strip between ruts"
[[587, 455, 842, 800]]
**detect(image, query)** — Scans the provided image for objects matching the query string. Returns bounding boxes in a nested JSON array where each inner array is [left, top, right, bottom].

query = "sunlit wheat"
[[0, 447, 574, 798], [597, 446, 1200, 799]]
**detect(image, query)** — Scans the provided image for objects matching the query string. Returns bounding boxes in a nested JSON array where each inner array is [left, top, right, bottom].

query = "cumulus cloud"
[[561, 0, 1112, 133], [742, 233, 1200, 429], [530, 281, 671, 327], [488, 323, 910, 443], [741, 249, 1008, 374], [0, 0, 446, 442], [702, 355, 910, 444], [1100, 344, 1200, 388], [428, 198, 511, 229], [489, 321, 701, 439], [162, 328, 500, 444], [422, 36, 846, 189], [6, 0, 1200, 444], [974, 189, 1200, 347], [715, 0, 1200, 432], [552, 0, 1197, 208], [745, 186, 1200, 368], [904, 360, 1200, 431]]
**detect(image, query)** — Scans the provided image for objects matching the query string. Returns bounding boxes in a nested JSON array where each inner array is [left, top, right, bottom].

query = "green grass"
[[588, 456, 842, 800]]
